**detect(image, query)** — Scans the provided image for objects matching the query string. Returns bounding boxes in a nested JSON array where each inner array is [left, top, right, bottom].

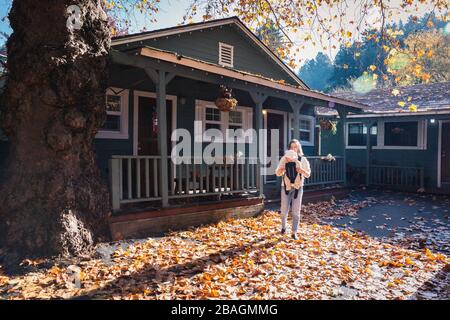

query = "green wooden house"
[[320, 82, 450, 193], [0, 17, 368, 238]]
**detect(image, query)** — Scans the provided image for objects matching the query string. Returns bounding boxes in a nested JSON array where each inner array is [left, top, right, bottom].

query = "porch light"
[[430, 119, 436, 124], [262, 109, 267, 115]]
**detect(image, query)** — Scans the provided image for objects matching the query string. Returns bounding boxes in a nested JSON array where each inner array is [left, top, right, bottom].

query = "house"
[[0, 17, 367, 239], [319, 81, 450, 193]]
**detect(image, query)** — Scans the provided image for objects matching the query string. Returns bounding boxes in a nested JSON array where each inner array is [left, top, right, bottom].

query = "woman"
[[275, 139, 311, 239]]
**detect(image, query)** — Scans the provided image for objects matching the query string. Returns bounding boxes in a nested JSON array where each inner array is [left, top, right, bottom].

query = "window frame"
[[345, 121, 378, 149], [288, 114, 315, 147], [96, 87, 129, 140], [218, 42, 234, 68], [374, 119, 427, 150], [195, 99, 253, 143]]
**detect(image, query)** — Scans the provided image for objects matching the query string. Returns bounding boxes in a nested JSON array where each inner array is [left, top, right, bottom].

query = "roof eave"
[[111, 16, 308, 89]]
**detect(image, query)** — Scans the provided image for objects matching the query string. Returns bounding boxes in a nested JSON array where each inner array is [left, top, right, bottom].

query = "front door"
[[137, 96, 172, 156], [441, 122, 450, 186], [265, 111, 285, 183]]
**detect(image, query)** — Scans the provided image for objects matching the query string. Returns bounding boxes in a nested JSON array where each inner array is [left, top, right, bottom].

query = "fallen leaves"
[[0, 197, 449, 300]]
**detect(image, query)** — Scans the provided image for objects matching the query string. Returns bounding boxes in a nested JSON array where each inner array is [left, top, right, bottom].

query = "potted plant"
[[215, 85, 238, 112], [319, 119, 337, 135]]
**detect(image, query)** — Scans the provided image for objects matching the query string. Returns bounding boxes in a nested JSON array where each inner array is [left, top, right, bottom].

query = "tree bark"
[[0, 1, 111, 263]]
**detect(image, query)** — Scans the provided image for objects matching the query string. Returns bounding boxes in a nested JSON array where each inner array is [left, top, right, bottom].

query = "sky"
[[0, 0, 444, 69]]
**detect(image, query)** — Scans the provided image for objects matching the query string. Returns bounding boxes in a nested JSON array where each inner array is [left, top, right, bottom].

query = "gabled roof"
[[112, 46, 368, 111], [112, 16, 308, 89], [318, 82, 450, 116]]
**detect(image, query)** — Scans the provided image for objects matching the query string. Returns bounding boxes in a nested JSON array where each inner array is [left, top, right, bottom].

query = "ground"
[[0, 190, 449, 300]]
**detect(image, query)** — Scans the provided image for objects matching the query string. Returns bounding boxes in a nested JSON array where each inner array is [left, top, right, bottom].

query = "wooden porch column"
[[365, 120, 376, 186], [289, 100, 305, 141], [337, 106, 348, 186], [249, 91, 267, 199], [145, 68, 175, 208]]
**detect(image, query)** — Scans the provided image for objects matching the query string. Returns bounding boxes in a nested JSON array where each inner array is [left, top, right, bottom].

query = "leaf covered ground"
[[0, 195, 449, 300]]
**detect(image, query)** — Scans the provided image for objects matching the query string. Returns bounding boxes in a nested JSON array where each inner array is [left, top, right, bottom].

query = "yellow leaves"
[[404, 257, 415, 266], [387, 282, 396, 288], [417, 49, 425, 58], [0, 275, 9, 287], [424, 248, 447, 262], [369, 65, 377, 71], [343, 265, 353, 273], [408, 104, 417, 112], [48, 266, 63, 277], [392, 89, 400, 96], [379, 260, 404, 268], [398, 101, 406, 107]]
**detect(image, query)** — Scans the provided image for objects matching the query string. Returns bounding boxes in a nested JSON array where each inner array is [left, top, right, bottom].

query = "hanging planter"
[[319, 119, 337, 135], [215, 85, 238, 112], [319, 119, 332, 130]]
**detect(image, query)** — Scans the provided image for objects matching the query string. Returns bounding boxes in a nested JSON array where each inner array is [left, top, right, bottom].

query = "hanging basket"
[[215, 85, 238, 112], [215, 97, 238, 112], [319, 119, 337, 135], [319, 119, 332, 130]]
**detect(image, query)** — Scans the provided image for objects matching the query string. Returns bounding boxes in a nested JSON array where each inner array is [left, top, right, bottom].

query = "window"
[[218, 42, 234, 68], [228, 110, 245, 139], [384, 121, 418, 147], [204, 107, 222, 139], [376, 120, 427, 149], [289, 115, 315, 146], [347, 122, 378, 147], [195, 100, 252, 143], [96, 88, 129, 139], [104, 95, 122, 131]]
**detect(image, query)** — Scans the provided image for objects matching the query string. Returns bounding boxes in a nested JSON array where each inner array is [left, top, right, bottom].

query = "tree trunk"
[[0, 1, 111, 263]]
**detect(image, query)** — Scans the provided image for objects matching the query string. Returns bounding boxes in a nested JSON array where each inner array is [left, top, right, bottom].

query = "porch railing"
[[369, 165, 424, 189], [305, 156, 345, 187], [109, 156, 259, 211], [109, 155, 347, 211]]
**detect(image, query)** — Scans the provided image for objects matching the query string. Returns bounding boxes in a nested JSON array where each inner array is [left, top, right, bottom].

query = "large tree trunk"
[[0, 1, 111, 264]]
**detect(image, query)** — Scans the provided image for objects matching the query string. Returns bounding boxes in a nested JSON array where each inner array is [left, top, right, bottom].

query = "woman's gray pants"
[[280, 187, 304, 234]]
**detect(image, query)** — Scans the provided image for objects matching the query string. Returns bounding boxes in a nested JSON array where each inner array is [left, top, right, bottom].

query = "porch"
[[109, 155, 346, 212], [102, 46, 364, 217]]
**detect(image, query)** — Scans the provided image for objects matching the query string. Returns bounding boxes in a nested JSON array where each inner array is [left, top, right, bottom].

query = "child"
[[281, 149, 302, 195]]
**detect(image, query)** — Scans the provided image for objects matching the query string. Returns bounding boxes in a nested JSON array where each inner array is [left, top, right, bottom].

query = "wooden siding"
[[95, 75, 317, 178], [113, 24, 298, 86]]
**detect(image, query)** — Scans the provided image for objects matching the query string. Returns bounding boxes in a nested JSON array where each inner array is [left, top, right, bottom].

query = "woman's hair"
[[288, 139, 304, 156]]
